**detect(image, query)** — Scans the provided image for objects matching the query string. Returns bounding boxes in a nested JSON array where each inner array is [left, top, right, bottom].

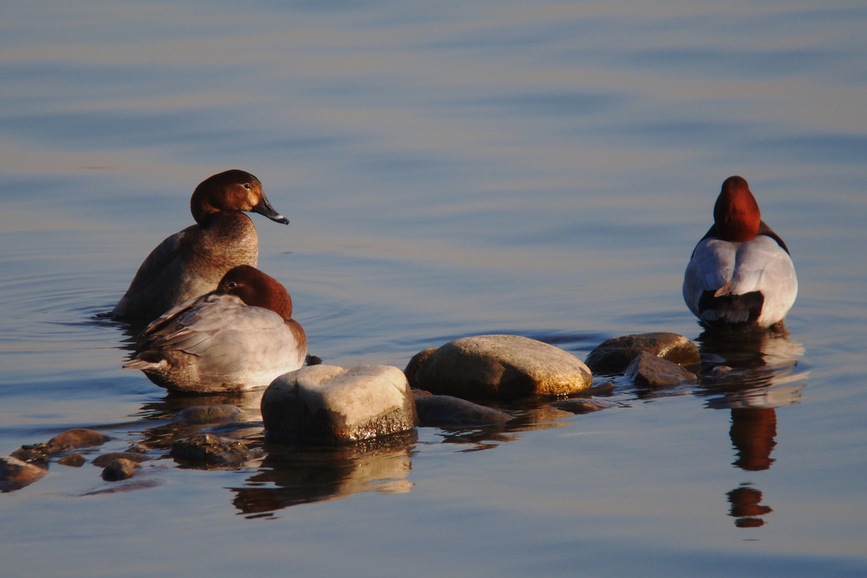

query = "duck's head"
[[191, 169, 289, 226], [714, 175, 761, 242], [216, 265, 293, 320]]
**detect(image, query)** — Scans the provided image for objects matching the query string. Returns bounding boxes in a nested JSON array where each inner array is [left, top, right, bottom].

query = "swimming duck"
[[683, 176, 797, 329], [124, 265, 308, 394], [111, 169, 288, 323]]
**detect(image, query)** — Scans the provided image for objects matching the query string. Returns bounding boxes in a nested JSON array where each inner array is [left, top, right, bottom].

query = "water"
[[2, 1, 866, 576]]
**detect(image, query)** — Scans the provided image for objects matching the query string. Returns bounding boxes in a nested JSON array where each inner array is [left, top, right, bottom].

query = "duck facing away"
[[111, 169, 289, 324], [683, 176, 797, 329], [124, 265, 307, 394]]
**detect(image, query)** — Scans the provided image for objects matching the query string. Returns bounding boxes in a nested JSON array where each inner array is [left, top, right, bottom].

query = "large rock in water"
[[262, 365, 417, 443], [410, 334, 592, 400], [584, 332, 700, 375]]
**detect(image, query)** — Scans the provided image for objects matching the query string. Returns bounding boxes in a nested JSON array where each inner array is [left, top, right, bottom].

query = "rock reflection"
[[230, 432, 416, 518], [694, 328, 806, 529]]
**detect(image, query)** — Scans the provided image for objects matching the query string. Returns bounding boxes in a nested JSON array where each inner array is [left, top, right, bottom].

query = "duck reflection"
[[694, 328, 806, 529]]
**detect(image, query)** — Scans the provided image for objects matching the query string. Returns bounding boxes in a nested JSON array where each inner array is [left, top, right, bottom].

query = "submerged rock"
[[47, 428, 112, 450], [178, 404, 242, 424], [411, 334, 592, 400], [415, 395, 512, 427], [552, 399, 615, 415], [57, 453, 86, 467], [101, 458, 139, 481], [626, 351, 697, 388], [584, 332, 700, 375], [0, 456, 47, 492], [262, 364, 417, 443], [11, 428, 112, 467], [170, 433, 253, 468], [92, 452, 151, 468]]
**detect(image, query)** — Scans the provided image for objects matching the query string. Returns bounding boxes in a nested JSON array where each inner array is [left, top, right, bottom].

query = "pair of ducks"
[[114, 170, 307, 393], [118, 172, 797, 394]]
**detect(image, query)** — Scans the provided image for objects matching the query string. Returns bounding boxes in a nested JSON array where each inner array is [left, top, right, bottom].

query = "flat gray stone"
[[585, 332, 700, 375], [262, 364, 417, 443], [626, 351, 697, 388], [412, 334, 592, 400]]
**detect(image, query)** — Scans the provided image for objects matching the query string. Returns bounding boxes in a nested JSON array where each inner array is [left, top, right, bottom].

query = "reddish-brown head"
[[216, 265, 293, 319], [713, 176, 761, 242], [190, 169, 288, 226]]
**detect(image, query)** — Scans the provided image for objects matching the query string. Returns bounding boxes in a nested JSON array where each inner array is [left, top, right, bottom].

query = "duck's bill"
[[253, 195, 289, 225]]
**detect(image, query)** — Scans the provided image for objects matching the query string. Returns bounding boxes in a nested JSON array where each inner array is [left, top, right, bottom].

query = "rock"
[[412, 334, 592, 400], [585, 332, 700, 375], [262, 364, 417, 443], [101, 458, 139, 481], [0, 456, 47, 492], [552, 399, 615, 414], [46, 428, 112, 451], [626, 351, 697, 388], [178, 404, 242, 424], [404, 348, 438, 388], [170, 433, 253, 468], [10, 428, 112, 467], [415, 395, 512, 427], [92, 452, 151, 468], [57, 453, 86, 467]]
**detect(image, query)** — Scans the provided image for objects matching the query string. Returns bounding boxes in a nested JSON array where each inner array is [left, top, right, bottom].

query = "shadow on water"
[[693, 327, 807, 529]]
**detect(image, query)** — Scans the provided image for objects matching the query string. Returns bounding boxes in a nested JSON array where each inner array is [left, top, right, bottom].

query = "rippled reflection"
[[694, 328, 807, 529]]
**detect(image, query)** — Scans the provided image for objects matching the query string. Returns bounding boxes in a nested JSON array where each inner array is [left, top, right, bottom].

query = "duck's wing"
[[112, 227, 196, 322]]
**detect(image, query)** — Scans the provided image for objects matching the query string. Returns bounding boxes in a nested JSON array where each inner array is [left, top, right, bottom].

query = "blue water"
[[1, 1, 866, 576]]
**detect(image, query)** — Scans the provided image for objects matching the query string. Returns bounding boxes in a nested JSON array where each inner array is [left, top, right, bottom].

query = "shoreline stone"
[[262, 364, 417, 443], [410, 334, 592, 400], [626, 351, 697, 388], [585, 332, 700, 375], [0, 456, 47, 492], [414, 395, 512, 427]]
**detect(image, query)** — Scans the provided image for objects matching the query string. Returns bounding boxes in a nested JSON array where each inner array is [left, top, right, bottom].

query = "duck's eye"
[[243, 183, 251, 190], [227, 281, 238, 289]]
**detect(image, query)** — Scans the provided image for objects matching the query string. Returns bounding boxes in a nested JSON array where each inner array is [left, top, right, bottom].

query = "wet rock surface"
[[262, 365, 417, 443], [92, 452, 151, 467], [178, 404, 242, 424], [0, 456, 47, 492], [585, 332, 700, 375], [414, 394, 512, 427], [410, 334, 593, 400], [551, 398, 616, 414], [626, 351, 697, 388], [11, 428, 112, 467], [170, 433, 256, 468], [101, 458, 140, 481]]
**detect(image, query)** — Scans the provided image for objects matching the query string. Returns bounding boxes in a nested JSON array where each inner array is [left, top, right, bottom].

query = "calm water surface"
[[1, 1, 866, 576]]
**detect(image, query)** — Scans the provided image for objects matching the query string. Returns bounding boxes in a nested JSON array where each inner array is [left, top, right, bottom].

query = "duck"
[[111, 169, 289, 324], [683, 176, 797, 329], [123, 265, 308, 394]]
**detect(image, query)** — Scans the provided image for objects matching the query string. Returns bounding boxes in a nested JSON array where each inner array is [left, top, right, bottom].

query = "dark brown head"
[[190, 169, 289, 226], [216, 265, 293, 320], [713, 176, 761, 242]]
